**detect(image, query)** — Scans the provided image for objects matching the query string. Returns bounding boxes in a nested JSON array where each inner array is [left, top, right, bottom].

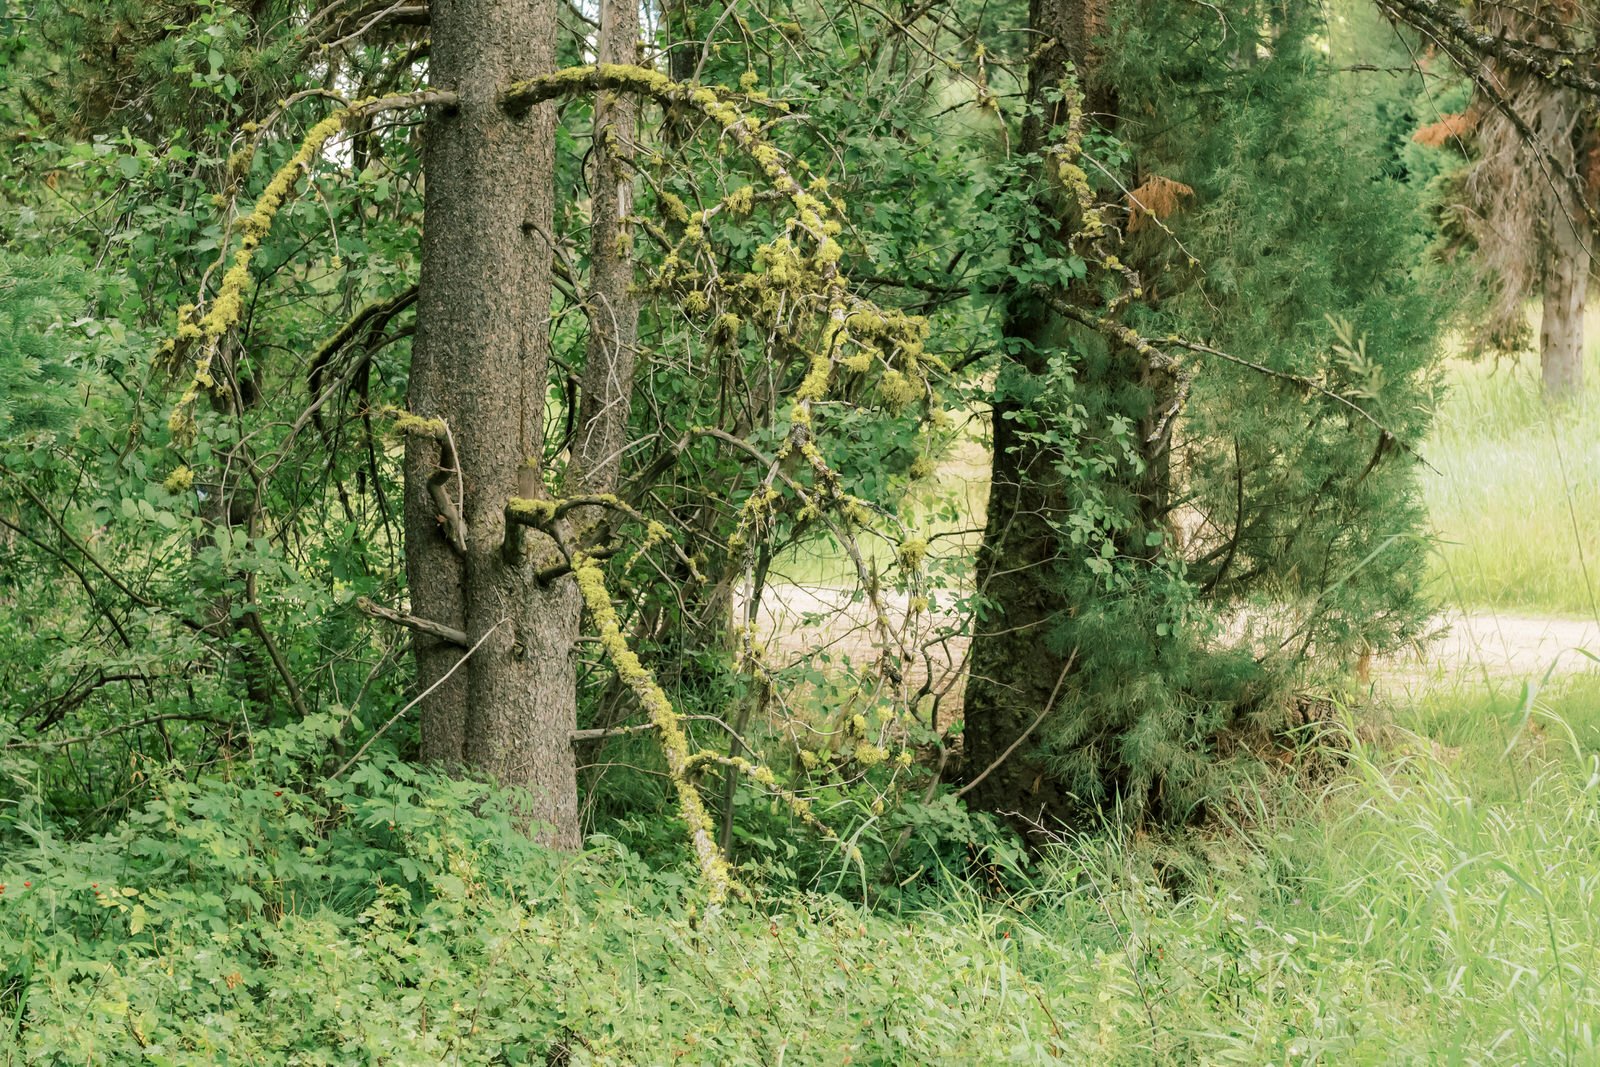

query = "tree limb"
[[356, 595, 470, 647], [1376, 0, 1600, 97]]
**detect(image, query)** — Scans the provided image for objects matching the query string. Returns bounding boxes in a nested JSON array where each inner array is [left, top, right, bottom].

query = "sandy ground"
[[745, 583, 1600, 712], [1374, 610, 1600, 692]]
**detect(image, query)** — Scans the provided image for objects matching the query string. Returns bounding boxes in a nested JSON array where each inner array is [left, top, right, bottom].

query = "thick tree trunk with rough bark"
[[961, 0, 1124, 836], [404, 0, 581, 844]]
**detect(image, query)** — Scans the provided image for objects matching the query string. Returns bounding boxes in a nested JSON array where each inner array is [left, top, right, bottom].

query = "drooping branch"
[[1376, 0, 1600, 97], [163, 91, 455, 439], [1398, 5, 1600, 246], [505, 70, 929, 667], [570, 550, 737, 906], [306, 284, 419, 407]]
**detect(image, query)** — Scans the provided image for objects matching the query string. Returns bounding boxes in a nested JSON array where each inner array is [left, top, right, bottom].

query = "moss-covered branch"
[[570, 551, 737, 905], [163, 91, 454, 441], [390, 409, 468, 554], [506, 493, 703, 580]]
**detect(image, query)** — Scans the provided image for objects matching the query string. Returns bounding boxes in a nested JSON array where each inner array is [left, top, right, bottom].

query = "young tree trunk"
[[404, 0, 581, 844], [571, 0, 641, 496], [1540, 208, 1588, 399]]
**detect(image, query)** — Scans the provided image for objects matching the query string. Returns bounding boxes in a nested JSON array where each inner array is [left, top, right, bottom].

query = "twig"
[[4, 713, 227, 751], [325, 619, 506, 782], [956, 651, 1076, 800]]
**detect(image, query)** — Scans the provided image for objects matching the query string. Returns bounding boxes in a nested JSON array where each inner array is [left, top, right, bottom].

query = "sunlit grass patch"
[[1423, 336, 1600, 617]]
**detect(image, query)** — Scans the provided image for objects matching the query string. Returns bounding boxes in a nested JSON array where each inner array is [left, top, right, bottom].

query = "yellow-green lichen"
[[572, 552, 735, 905], [723, 185, 754, 216], [897, 537, 928, 573], [877, 368, 920, 409], [167, 101, 377, 439], [162, 465, 195, 494], [506, 496, 558, 524], [390, 411, 447, 439], [658, 191, 691, 225]]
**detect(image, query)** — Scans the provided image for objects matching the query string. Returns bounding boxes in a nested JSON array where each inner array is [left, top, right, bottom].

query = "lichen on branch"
[[161, 90, 454, 442], [571, 550, 737, 905]]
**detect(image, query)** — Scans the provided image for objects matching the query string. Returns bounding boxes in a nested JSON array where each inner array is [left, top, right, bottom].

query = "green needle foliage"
[[0, 254, 96, 441], [964, 0, 1459, 821]]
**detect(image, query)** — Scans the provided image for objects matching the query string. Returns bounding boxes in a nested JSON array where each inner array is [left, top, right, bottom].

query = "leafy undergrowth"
[[4, 680, 1599, 1065]]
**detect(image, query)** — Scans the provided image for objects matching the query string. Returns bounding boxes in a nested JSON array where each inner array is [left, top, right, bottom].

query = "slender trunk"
[[405, 0, 579, 843], [1530, 39, 1592, 401], [571, 0, 641, 497], [1540, 211, 1588, 399], [1539, 94, 1590, 400]]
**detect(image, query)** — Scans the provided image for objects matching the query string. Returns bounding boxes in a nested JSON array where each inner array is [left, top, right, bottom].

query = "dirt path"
[[746, 584, 1600, 707], [1375, 610, 1600, 688]]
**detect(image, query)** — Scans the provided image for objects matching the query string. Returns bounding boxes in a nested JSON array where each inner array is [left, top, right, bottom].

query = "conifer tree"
[[1402, 1, 1597, 399], [961, 0, 1452, 831]]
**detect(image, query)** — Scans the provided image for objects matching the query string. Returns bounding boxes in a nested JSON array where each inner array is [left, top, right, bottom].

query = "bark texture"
[[404, 0, 580, 843], [960, 0, 1117, 836], [1537, 86, 1591, 400], [572, 0, 642, 499]]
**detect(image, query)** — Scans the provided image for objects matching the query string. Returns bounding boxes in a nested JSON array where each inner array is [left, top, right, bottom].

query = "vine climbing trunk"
[[403, 0, 581, 844], [961, 0, 1137, 836]]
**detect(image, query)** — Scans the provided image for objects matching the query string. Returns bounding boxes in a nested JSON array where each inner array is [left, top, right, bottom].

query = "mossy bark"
[[404, 0, 579, 844]]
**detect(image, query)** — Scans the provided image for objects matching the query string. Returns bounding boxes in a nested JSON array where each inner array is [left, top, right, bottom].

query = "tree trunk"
[[1541, 211, 1588, 399], [404, 0, 580, 844], [960, 0, 1123, 835], [571, 0, 641, 497], [1539, 87, 1590, 400]]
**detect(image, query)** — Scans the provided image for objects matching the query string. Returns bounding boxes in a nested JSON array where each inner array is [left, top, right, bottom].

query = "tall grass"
[[943, 675, 1600, 1063], [1424, 337, 1600, 617]]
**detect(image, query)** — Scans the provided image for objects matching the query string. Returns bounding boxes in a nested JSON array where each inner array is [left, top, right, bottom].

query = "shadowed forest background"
[[3, 0, 1600, 1061]]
